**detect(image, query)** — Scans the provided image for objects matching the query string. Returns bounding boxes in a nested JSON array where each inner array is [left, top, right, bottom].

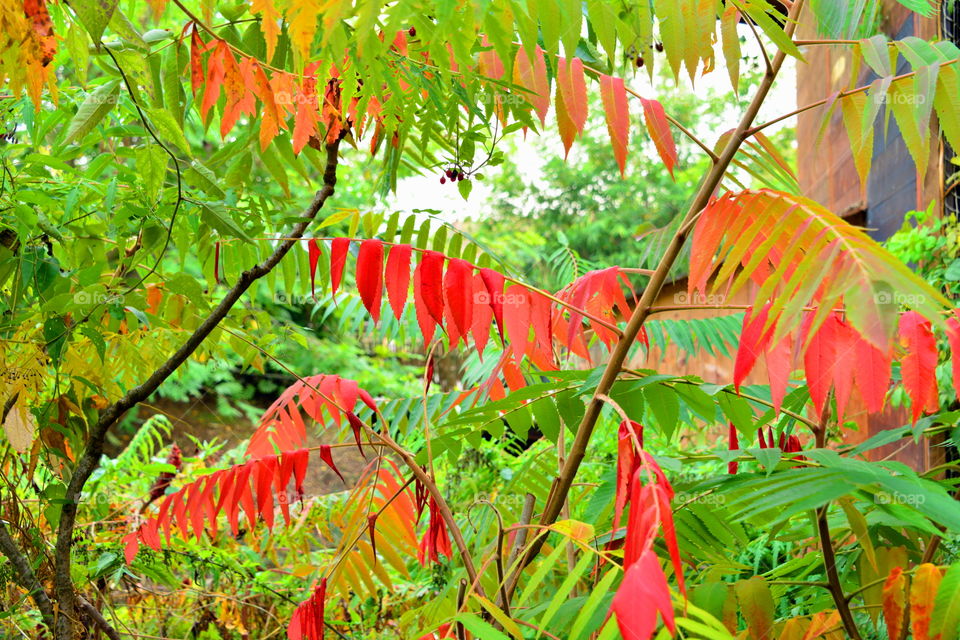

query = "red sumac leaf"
[[444, 258, 474, 338], [599, 74, 630, 177], [419, 251, 445, 324], [308, 239, 321, 298], [640, 97, 677, 177], [557, 56, 588, 134], [513, 45, 550, 125], [385, 244, 412, 320], [612, 549, 676, 640], [946, 313, 960, 402], [734, 304, 773, 392], [899, 311, 939, 423], [356, 239, 384, 323], [479, 268, 506, 339], [329, 237, 350, 298], [319, 444, 345, 484]]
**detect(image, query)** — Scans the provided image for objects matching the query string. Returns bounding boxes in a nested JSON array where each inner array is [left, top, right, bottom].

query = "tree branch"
[[51, 140, 342, 640], [505, 0, 808, 603], [0, 517, 55, 630]]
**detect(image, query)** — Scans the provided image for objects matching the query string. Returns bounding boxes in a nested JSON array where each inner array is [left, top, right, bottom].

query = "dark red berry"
[[408, 26, 416, 37], [440, 176, 446, 184], [655, 41, 663, 52], [635, 56, 644, 68]]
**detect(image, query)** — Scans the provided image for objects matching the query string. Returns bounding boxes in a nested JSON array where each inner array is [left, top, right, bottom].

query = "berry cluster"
[[439, 166, 466, 184], [631, 41, 663, 68]]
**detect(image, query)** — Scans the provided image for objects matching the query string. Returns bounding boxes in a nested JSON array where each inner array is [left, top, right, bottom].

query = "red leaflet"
[[853, 332, 892, 413], [367, 513, 379, 563], [614, 420, 643, 536], [946, 314, 960, 402], [419, 251, 445, 324], [470, 274, 493, 357], [220, 47, 254, 137], [417, 496, 452, 566], [444, 258, 474, 338], [477, 34, 504, 80], [640, 97, 677, 177], [803, 312, 840, 419], [479, 268, 506, 339], [189, 26, 205, 95], [728, 423, 739, 475], [599, 74, 630, 177], [832, 316, 858, 424], [308, 239, 321, 298], [329, 238, 350, 298], [248, 374, 377, 457], [734, 304, 773, 392], [899, 311, 939, 423], [512, 46, 550, 126], [346, 412, 366, 457], [214, 241, 221, 284], [557, 57, 588, 134], [413, 262, 437, 344], [503, 284, 530, 362], [356, 239, 385, 323], [612, 549, 676, 640], [385, 244, 412, 320], [200, 41, 225, 122], [288, 578, 327, 640], [121, 518, 162, 565], [319, 445, 344, 483], [764, 330, 794, 415]]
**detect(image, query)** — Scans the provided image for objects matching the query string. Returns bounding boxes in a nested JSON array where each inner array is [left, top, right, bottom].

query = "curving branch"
[[51, 140, 342, 640]]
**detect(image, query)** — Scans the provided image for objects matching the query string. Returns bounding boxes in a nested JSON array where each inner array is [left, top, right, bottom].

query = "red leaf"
[[882, 567, 906, 640], [308, 239, 321, 298], [220, 47, 254, 137], [479, 268, 506, 339], [292, 63, 320, 154], [612, 549, 676, 640], [319, 444, 345, 484], [946, 313, 960, 402], [764, 330, 794, 415], [413, 261, 437, 344], [329, 238, 350, 298], [512, 45, 550, 126], [189, 25, 204, 94], [419, 251, 445, 324], [640, 97, 677, 178], [385, 244, 412, 320], [444, 258, 474, 338], [122, 531, 139, 565], [477, 34, 504, 80], [200, 41, 225, 122], [832, 316, 858, 424], [214, 241, 220, 284], [614, 420, 642, 536], [556, 57, 588, 134], [899, 311, 939, 423], [346, 412, 366, 457], [728, 423, 739, 474], [288, 578, 326, 640], [803, 312, 841, 418], [734, 304, 773, 392], [252, 61, 281, 150], [853, 333, 892, 413], [599, 75, 630, 177], [503, 284, 530, 362], [470, 274, 493, 357], [356, 239, 385, 323]]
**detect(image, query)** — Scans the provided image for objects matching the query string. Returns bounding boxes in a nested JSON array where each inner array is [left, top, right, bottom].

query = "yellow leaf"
[[911, 563, 943, 640], [3, 398, 36, 453]]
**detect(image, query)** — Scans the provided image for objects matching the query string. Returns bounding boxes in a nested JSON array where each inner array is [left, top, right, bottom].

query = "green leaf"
[[145, 107, 192, 156], [69, 0, 119, 43], [932, 563, 960, 640], [64, 80, 120, 144], [136, 145, 168, 204]]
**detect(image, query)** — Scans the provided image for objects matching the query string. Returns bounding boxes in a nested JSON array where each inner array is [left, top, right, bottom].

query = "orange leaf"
[[640, 97, 677, 177], [250, 0, 281, 62], [251, 62, 281, 150], [556, 57, 587, 134], [599, 75, 630, 177], [883, 566, 907, 640], [910, 563, 942, 640], [946, 313, 960, 403], [200, 43, 225, 122], [554, 83, 577, 159], [513, 45, 550, 126]]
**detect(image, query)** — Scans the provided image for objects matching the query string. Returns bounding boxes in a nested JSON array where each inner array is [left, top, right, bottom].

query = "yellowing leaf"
[[911, 563, 942, 640], [3, 398, 36, 453], [883, 567, 907, 640]]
